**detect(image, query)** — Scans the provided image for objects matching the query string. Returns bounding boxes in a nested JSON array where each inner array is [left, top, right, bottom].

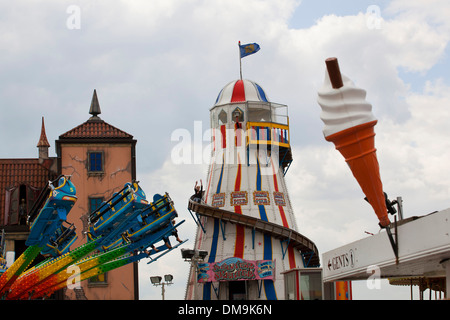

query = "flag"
[[239, 42, 260, 58]]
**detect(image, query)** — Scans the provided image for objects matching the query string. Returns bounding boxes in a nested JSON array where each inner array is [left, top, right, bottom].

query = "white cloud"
[[379, 79, 450, 207], [386, 0, 450, 32]]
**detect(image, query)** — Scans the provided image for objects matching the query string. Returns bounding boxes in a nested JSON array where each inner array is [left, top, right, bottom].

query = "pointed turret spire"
[[37, 116, 50, 159], [37, 117, 50, 148], [89, 89, 101, 120]]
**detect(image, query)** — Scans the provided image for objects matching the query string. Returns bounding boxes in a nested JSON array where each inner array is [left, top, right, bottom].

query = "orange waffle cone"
[[326, 120, 390, 227]]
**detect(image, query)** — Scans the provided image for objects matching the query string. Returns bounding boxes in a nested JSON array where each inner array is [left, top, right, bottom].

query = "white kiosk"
[[323, 208, 450, 299], [318, 58, 450, 299]]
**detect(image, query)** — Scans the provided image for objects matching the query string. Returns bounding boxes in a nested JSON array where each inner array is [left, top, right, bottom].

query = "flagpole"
[[238, 41, 242, 80]]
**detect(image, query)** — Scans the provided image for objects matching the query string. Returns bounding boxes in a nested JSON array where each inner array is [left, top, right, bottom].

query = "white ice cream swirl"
[[317, 72, 376, 137]]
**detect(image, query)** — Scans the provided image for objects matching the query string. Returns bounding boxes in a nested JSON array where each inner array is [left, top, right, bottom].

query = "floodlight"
[[150, 276, 162, 285], [181, 248, 195, 260], [198, 250, 208, 260], [164, 274, 173, 283]]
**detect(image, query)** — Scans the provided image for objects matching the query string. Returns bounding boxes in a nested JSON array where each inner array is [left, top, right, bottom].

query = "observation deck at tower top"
[[210, 79, 293, 174]]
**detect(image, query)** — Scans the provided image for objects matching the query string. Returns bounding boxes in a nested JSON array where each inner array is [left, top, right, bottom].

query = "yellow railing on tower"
[[246, 121, 290, 149]]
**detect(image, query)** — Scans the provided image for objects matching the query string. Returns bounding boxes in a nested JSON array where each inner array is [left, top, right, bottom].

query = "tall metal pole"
[[239, 41, 242, 80]]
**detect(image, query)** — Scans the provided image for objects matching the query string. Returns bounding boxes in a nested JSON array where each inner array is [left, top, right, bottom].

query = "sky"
[[1, 0, 450, 300]]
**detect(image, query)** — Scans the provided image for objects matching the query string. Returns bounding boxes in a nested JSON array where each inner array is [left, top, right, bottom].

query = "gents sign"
[[327, 249, 355, 272], [197, 257, 275, 283]]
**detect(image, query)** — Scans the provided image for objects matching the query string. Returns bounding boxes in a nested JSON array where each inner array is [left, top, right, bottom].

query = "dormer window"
[[232, 107, 244, 122], [5, 184, 40, 225], [218, 109, 227, 126]]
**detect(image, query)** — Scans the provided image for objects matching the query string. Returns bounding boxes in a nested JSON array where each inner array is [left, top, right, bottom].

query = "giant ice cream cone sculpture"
[[317, 57, 390, 227]]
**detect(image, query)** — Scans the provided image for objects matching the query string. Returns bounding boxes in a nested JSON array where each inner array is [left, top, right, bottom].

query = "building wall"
[[58, 142, 137, 300]]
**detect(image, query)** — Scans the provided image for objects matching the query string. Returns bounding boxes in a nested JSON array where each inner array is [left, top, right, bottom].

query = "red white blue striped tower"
[[185, 79, 320, 300]]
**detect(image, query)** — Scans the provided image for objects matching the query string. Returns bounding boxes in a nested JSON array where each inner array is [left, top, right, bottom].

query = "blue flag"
[[239, 42, 260, 58]]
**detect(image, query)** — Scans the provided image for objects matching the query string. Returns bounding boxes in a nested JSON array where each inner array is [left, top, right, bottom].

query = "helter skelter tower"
[[185, 78, 321, 300]]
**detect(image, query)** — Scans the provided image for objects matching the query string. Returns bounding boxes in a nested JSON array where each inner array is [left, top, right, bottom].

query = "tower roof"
[[36, 117, 50, 148], [59, 90, 133, 141], [58, 119, 133, 140], [214, 79, 269, 106]]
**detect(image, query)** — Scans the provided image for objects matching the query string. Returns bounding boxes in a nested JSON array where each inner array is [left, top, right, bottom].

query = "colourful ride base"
[[1, 178, 184, 300], [0, 245, 42, 295], [6, 239, 101, 299]]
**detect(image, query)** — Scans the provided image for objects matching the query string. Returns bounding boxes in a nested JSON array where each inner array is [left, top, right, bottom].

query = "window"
[[5, 184, 40, 225], [218, 109, 227, 125], [232, 107, 244, 122], [88, 152, 103, 172], [299, 271, 322, 300], [284, 271, 297, 300], [88, 257, 108, 285], [283, 269, 323, 300], [89, 197, 103, 213]]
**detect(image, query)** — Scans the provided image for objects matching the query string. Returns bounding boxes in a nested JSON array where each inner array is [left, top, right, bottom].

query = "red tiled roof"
[[0, 158, 56, 226], [58, 118, 133, 140]]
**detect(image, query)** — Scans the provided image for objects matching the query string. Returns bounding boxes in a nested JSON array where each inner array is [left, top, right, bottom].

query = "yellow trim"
[[93, 193, 134, 231], [30, 178, 76, 230], [59, 235, 77, 254], [96, 196, 172, 249], [45, 243, 56, 250], [247, 121, 289, 130], [247, 140, 290, 148], [126, 208, 175, 238], [54, 177, 67, 190], [246, 121, 290, 148], [102, 239, 119, 251]]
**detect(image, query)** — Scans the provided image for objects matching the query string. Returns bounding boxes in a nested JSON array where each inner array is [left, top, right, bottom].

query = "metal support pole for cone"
[[385, 217, 399, 265], [396, 196, 404, 220]]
